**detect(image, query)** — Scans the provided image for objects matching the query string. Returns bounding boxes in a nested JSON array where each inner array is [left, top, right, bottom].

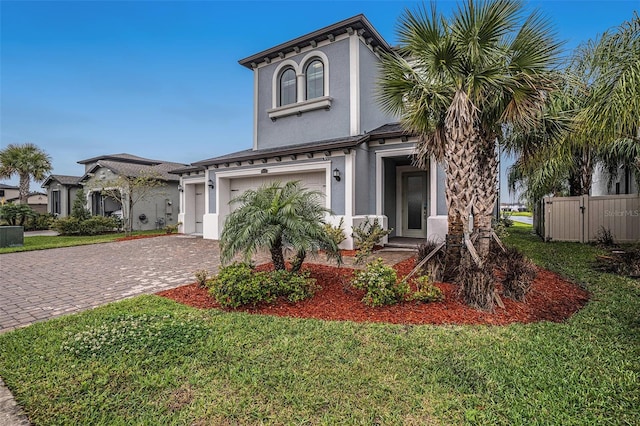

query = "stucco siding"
[[256, 40, 351, 149], [358, 42, 397, 133]]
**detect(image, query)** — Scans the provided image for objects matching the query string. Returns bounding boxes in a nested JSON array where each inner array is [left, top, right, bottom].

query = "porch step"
[[385, 237, 424, 250]]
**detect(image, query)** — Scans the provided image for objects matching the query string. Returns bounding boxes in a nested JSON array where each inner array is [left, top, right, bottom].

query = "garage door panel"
[[229, 172, 326, 210]]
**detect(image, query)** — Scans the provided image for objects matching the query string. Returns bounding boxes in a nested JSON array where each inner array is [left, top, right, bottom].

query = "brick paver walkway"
[[0, 235, 257, 333]]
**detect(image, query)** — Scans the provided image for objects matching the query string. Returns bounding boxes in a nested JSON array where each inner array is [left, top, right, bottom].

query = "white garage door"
[[229, 172, 326, 210]]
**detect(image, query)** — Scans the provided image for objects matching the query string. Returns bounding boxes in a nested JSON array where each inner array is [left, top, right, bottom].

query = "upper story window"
[[269, 52, 331, 120], [279, 67, 297, 106], [305, 59, 324, 100]]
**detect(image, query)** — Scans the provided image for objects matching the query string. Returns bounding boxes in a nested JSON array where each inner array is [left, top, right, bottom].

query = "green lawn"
[[0, 223, 638, 425], [507, 211, 532, 217], [0, 230, 167, 254]]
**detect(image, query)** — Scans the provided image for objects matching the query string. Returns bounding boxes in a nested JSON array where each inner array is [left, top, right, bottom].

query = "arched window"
[[305, 59, 324, 100], [279, 67, 296, 106]]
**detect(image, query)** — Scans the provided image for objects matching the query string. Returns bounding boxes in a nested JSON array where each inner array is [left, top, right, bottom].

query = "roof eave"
[[238, 14, 391, 69]]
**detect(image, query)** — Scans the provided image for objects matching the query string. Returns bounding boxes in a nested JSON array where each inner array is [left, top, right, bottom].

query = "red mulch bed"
[[156, 257, 589, 326]]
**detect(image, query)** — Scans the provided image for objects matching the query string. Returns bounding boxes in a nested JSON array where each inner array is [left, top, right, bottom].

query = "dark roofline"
[[77, 154, 160, 166], [169, 165, 206, 175], [192, 135, 369, 168], [42, 174, 82, 187], [367, 123, 415, 140], [238, 14, 391, 69]]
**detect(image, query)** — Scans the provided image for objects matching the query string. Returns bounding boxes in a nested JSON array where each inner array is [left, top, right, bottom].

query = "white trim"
[[214, 161, 333, 210], [267, 96, 332, 119], [271, 59, 299, 109], [299, 50, 330, 101], [430, 156, 438, 216], [349, 34, 360, 136], [253, 33, 349, 70], [375, 146, 415, 215], [345, 150, 354, 217], [270, 50, 330, 110], [253, 69, 258, 150]]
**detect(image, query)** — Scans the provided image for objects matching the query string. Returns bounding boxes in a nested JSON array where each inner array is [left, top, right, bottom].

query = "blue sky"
[[1, 0, 638, 202]]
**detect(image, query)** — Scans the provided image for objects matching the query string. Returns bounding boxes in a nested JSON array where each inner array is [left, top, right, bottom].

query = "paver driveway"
[[0, 235, 267, 333]]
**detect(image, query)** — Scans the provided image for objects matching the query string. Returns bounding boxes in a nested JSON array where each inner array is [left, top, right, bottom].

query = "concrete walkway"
[[0, 235, 415, 425]]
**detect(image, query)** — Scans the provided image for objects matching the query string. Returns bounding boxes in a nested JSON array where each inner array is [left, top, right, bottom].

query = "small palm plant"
[[220, 180, 341, 272]]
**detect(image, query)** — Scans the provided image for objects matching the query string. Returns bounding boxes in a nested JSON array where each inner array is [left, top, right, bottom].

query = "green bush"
[[23, 212, 55, 231], [269, 269, 318, 303], [410, 275, 444, 303], [209, 263, 275, 308], [209, 263, 318, 308], [0, 203, 36, 226], [51, 215, 121, 235], [324, 218, 346, 246], [351, 258, 408, 307], [352, 217, 392, 264]]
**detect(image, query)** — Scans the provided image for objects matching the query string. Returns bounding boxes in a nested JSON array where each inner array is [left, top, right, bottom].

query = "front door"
[[402, 172, 427, 238]]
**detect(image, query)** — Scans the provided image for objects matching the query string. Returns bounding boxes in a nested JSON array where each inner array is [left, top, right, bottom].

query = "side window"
[[279, 67, 296, 106], [305, 59, 324, 100], [52, 190, 60, 214]]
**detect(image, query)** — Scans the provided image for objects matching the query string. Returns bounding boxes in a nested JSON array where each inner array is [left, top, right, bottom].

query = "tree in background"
[[0, 143, 52, 204], [71, 188, 91, 221], [93, 171, 166, 235]]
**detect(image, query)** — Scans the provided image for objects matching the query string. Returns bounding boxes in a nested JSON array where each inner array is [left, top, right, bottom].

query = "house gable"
[[241, 14, 396, 151]]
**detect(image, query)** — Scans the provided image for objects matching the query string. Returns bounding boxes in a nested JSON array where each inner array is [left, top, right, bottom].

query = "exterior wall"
[[83, 167, 180, 231], [0, 188, 19, 203], [129, 185, 180, 231], [358, 42, 397, 133], [592, 164, 638, 196], [256, 39, 351, 149], [46, 182, 76, 217]]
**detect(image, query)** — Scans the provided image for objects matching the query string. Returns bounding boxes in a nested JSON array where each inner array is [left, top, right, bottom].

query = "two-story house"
[[172, 15, 448, 248]]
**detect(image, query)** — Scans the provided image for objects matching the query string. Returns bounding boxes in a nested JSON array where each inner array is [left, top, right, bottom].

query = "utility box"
[[0, 226, 24, 248]]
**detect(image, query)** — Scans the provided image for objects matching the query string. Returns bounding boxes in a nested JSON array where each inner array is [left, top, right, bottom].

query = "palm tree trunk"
[[442, 90, 478, 282], [474, 137, 499, 259], [19, 172, 30, 205], [270, 237, 287, 271]]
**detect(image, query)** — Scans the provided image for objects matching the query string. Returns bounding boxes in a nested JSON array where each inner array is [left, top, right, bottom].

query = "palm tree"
[[378, 0, 561, 308], [580, 13, 639, 145], [220, 181, 341, 272], [0, 143, 52, 204], [508, 15, 640, 205]]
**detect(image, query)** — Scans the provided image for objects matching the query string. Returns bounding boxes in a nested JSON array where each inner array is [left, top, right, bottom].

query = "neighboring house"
[[41, 154, 186, 231], [173, 15, 448, 247], [591, 164, 639, 196], [0, 183, 19, 205], [0, 183, 48, 214], [41, 175, 82, 217]]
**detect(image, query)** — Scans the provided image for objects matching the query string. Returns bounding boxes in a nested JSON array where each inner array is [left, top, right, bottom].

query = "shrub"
[[51, 215, 120, 235], [351, 258, 408, 307], [352, 217, 392, 264], [23, 213, 55, 231], [209, 263, 274, 308], [165, 222, 181, 234], [324, 218, 346, 246], [410, 275, 444, 303], [269, 269, 318, 303], [595, 226, 615, 247], [0, 203, 36, 226], [209, 263, 318, 308], [194, 269, 209, 288], [81, 216, 121, 235], [501, 247, 537, 301]]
